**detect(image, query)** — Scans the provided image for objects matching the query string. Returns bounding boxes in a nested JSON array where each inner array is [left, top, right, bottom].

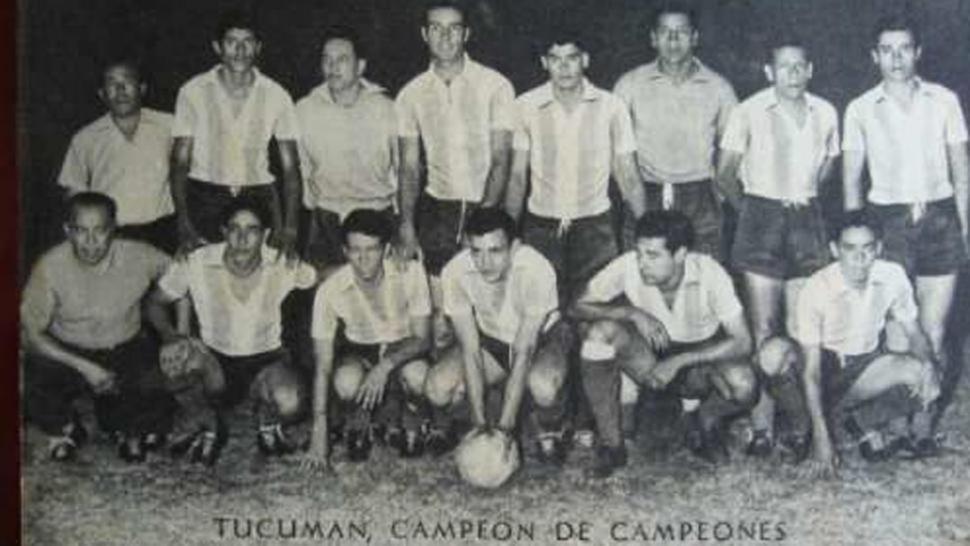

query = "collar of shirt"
[[199, 242, 281, 270], [762, 88, 823, 113], [333, 258, 401, 293], [460, 240, 522, 280], [532, 79, 604, 109], [203, 64, 272, 93], [643, 57, 712, 83], [311, 78, 386, 105], [425, 53, 480, 86], [871, 76, 934, 103], [77, 240, 121, 276], [829, 263, 887, 297], [90, 108, 165, 138]]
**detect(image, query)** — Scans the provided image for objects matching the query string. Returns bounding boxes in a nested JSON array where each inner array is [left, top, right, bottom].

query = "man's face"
[[765, 46, 812, 101], [344, 232, 386, 282], [651, 12, 698, 65], [99, 65, 144, 118], [422, 7, 469, 64], [65, 205, 114, 266], [213, 27, 261, 74], [541, 43, 588, 93], [322, 38, 364, 94], [634, 236, 683, 286], [872, 30, 920, 83], [468, 229, 512, 284], [222, 210, 267, 265], [831, 226, 881, 287]]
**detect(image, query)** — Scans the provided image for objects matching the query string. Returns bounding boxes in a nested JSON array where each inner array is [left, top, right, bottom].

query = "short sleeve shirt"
[[296, 79, 398, 218], [396, 55, 515, 202], [613, 59, 737, 184], [172, 66, 300, 187], [441, 243, 558, 344], [57, 109, 175, 225], [513, 80, 636, 219], [720, 88, 840, 201], [795, 260, 919, 357], [311, 259, 432, 345], [843, 79, 968, 204], [158, 243, 316, 356], [21, 240, 171, 349], [584, 251, 743, 344]]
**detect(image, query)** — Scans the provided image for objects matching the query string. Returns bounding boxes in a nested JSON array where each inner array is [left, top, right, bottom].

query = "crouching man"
[[147, 196, 317, 465], [573, 210, 757, 477], [21, 192, 175, 462], [301, 210, 433, 472], [424, 208, 574, 465], [786, 211, 940, 479]]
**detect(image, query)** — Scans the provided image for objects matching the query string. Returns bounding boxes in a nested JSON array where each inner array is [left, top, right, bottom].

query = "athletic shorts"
[[211, 347, 292, 408], [821, 349, 883, 405], [480, 320, 574, 372], [416, 194, 477, 276], [870, 197, 967, 276], [732, 195, 830, 279], [638, 179, 723, 261]]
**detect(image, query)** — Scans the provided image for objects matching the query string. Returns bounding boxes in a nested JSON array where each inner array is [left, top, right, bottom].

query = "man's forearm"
[[802, 347, 832, 453], [614, 154, 646, 218], [668, 333, 749, 371], [569, 301, 639, 324], [146, 295, 181, 343], [281, 167, 302, 234], [948, 143, 969, 240], [842, 150, 866, 211], [310, 341, 335, 450], [170, 162, 192, 226], [498, 341, 536, 429], [714, 155, 744, 211], [504, 168, 528, 222], [24, 329, 101, 378], [462, 348, 488, 426], [380, 334, 431, 371], [482, 149, 511, 207]]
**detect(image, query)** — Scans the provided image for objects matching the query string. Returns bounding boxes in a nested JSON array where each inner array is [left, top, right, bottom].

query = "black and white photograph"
[[18, 0, 970, 544]]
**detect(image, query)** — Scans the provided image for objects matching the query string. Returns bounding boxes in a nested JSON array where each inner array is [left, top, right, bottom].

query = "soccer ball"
[[454, 428, 520, 488]]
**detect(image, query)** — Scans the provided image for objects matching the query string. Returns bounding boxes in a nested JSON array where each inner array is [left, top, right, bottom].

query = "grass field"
[[22, 341, 970, 546]]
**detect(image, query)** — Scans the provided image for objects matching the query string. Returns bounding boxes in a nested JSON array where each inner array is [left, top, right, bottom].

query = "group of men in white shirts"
[[22, 0, 967, 482]]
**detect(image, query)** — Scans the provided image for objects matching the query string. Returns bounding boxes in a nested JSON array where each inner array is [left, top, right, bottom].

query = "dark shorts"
[[116, 214, 178, 255], [187, 179, 281, 243], [416, 194, 477, 276], [870, 198, 967, 276], [732, 195, 830, 279], [337, 338, 429, 369], [304, 206, 397, 270], [820, 349, 883, 405], [480, 320, 574, 372], [522, 210, 619, 305], [211, 347, 292, 408], [633, 179, 723, 261]]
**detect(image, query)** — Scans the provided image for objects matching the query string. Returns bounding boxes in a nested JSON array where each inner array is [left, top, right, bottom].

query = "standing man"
[[147, 197, 317, 466], [614, 1, 737, 258], [22, 192, 175, 462], [791, 211, 941, 478], [505, 29, 645, 307], [424, 208, 574, 464], [302, 210, 432, 472], [716, 38, 840, 455], [170, 8, 303, 258], [296, 26, 399, 273], [395, 0, 515, 346], [58, 59, 177, 254], [573, 211, 757, 477], [842, 14, 968, 426]]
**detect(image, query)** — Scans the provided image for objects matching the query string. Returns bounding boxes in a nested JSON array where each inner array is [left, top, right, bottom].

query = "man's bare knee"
[[400, 359, 429, 395], [722, 363, 759, 405], [527, 368, 564, 408], [424, 365, 461, 408], [270, 384, 303, 420], [756, 336, 801, 377], [333, 361, 365, 401]]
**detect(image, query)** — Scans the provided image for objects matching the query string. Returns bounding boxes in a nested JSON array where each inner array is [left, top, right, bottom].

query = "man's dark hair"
[[219, 196, 271, 230], [101, 56, 143, 85], [830, 209, 884, 243], [766, 32, 811, 65], [423, 0, 468, 26], [538, 23, 590, 56], [464, 207, 516, 242], [341, 209, 394, 245], [634, 210, 695, 253], [872, 13, 921, 49], [66, 191, 117, 226], [320, 24, 368, 60], [214, 8, 261, 42], [652, 0, 698, 30]]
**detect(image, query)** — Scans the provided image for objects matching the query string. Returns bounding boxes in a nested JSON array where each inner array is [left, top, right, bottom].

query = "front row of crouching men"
[[22, 192, 943, 480]]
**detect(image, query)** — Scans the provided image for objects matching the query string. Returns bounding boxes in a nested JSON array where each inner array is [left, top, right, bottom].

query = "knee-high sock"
[[581, 358, 622, 448]]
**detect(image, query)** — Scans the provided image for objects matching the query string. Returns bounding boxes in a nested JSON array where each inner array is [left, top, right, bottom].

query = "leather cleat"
[[744, 430, 774, 458], [190, 430, 223, 467], [536, 431, 568, 466], [345, 429, 372, 462], [141, 432, 166, 452], [780, 434, 811, 465], [117, 434, 147, 463], [685, 413, 729, 464], [398, 429, 425, 458], [896, 436, 943, 460], [586, 444, 628, 479], [49, 436, 78, 462], [257, 424, 296, 457], [425, 426, 459, 457], [169, 429, 202, 458]]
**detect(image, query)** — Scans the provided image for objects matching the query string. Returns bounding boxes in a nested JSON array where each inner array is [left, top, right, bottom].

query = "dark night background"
[[17, 0, 970, 270]]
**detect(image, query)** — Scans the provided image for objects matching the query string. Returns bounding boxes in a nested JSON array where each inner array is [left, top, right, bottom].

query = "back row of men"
[[27, 1, 966, 479]]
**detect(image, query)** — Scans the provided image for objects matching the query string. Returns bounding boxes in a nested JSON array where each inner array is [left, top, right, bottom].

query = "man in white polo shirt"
[[395, 0, 515, 349], [716, 37, 839, 456], [58, 58, 177, 254], [147, 197, 318, 466], [170, 8, 303, 259], [791, 211, 940, 478], [425, 208, 574, 464], [613, 1, 738, 259], [842, 14, 968, 430], [573, 210, 756, 477], [296, 26, 399, 273], [505, 27, 645, 308], [301, 210, 432, 472]]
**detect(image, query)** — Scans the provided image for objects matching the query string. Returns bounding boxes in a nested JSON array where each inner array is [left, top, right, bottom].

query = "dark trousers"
[[24, 333, 176, 436], [116, 214, 178, 255], [187, 179, 281, 243]]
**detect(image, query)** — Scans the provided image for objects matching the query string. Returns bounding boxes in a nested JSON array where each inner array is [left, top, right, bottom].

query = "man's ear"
[[829, 241, 840, 259], [211, 40, 223, 58], [875, 240, 883, 257], [673, 246, 688, 263], [357, 59, 368, 78], [97, 88, 107, 105], [63, 223, 71, 238], [420, 27, 430, 45], [763, 64, 775, 84]]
